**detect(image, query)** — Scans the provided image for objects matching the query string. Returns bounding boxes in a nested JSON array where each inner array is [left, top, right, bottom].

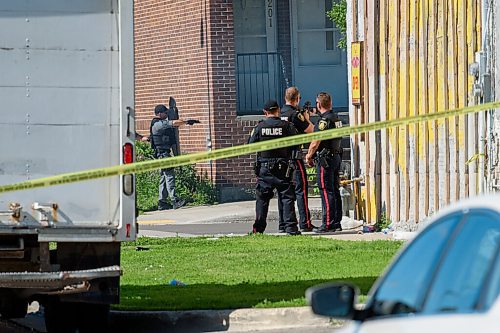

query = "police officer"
[[150, 104, 199, 210], [249, 100, 301, 235], [305, 92, 343, 233], [277, 87, 316, 232]]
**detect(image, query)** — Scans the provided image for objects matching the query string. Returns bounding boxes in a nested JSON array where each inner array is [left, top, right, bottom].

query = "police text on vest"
[[261, 128, 283, 136]]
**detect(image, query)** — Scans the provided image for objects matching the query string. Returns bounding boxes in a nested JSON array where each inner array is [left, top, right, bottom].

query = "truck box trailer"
[[0, 1, 136, 330]]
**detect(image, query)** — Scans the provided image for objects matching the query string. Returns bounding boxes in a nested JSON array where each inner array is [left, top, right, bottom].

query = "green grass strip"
[[117, 236, 402, 311]]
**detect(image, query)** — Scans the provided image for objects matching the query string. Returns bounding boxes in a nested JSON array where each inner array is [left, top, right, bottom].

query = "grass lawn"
[[117, 236, 402, 311]]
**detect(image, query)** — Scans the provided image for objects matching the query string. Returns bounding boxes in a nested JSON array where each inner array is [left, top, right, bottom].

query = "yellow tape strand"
[[1, 101, 499, 194]]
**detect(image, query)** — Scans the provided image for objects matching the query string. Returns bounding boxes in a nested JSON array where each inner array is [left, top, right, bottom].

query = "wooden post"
[[458, 0, 468, 199], [441, 0, 451, 206], [400, 0, 410, 221], [369, 0, 381, 223], [419, 0, 430, 218], [390, 0, 401, 222], [448, 0, 460, 202], [363, 0, 371, 224], [351, 0, 362, 220], [379, 0, 390, 221], [429, 0, 439, 213], [411, 0, 419, 223]]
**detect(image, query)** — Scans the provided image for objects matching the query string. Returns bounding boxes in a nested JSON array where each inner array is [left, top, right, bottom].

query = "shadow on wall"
[[218, 183, 255, 203]]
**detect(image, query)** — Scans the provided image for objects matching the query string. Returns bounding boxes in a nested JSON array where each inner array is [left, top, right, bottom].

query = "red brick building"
[[134, 0, 347, 202]]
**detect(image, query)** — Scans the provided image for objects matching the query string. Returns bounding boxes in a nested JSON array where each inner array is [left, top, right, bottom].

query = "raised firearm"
[[301, 100, 316, 114]]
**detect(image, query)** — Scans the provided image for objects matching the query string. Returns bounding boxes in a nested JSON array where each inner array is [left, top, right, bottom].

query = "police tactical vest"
[[257, 119, 293, 159], [150, 118, 176, 155], [318, 111, 342, 152], [281, 104, 309, 135], [280, 104, 296, 122], [280, 104, 306, 153]]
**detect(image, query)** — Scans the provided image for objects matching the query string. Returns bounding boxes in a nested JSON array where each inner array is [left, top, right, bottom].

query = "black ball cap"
[[263, 100, 279, 111], [154, 104, 168, 114]]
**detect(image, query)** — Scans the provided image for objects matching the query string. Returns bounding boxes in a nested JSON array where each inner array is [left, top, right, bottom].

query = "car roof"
[[428, 194, 500, 223]]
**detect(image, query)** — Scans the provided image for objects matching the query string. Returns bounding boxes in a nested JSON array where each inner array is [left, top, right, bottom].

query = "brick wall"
[[207, 0, 257, 200], [134, 0, 211, 153], [135, 0, 259, 202]]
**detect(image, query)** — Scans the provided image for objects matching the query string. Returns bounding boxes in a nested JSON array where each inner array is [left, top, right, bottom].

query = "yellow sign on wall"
[[351, 42, 363, 105]]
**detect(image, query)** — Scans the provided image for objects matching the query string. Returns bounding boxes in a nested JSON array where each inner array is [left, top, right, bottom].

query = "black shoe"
[[313, 226, 335, 233], [173, 199, 186, 209], [300, 224, 318, 232], [286, 230, 302, 236], [333, 224, 343, 232], [158, 202, 172, 210], [251, 228, 264, 234], [278, 229, 286, 233]]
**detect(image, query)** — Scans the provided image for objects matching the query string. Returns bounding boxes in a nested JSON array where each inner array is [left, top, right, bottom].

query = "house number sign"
[[267, 0, 273, 27]]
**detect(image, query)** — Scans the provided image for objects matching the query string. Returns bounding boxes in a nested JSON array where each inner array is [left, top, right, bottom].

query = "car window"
[[481, 247, 500, 309], [424, 211, 500, 314], [370, 214, 462, 316]]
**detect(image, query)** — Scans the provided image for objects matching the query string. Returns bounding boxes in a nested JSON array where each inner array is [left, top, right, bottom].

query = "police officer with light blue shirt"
[[248, 100, 301, 235]]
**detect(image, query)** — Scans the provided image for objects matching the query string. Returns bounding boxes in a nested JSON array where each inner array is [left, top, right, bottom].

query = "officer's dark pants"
[[254, 165, 298, 234], [277, 159, 312, 230], [316, 154, 342, 229], [333, 154, 343, 224]]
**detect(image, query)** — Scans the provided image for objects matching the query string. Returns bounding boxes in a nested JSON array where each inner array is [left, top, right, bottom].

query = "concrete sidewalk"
[[138, 198, 324, 225], [107, 307, 341, 333], [19, 305, 339, 333], [138, 197, 394, 241]]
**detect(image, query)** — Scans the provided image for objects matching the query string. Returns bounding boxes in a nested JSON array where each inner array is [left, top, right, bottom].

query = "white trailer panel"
[[0, 0, 135, 240]]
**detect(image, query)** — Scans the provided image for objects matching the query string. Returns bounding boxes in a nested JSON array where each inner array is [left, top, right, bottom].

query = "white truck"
[[0, 1, 136, 330]]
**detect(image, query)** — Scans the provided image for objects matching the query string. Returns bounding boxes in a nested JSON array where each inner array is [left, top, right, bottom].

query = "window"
[[370, 214, 462, 316], [296, 0, 342, 66], [233, 0, 281, 115], [481, 247, 500, 310], [423, 210, 500, 314], [233, 0, 267, 53]]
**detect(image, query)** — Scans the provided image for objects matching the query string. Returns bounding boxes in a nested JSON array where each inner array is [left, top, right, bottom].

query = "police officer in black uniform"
[[278, 87, 316, 232], [305, 92, 343, 233], [249, 100, 301, 235]]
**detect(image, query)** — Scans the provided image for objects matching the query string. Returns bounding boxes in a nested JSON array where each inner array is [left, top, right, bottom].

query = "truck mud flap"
[[0, 265, 121, 290]]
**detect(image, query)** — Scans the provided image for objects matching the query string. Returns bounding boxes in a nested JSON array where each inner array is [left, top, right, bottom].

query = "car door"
[[357, 209, 500, 333]]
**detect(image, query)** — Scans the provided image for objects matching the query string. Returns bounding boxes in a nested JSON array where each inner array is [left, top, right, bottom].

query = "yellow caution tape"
[[1, 101, 499, 194]]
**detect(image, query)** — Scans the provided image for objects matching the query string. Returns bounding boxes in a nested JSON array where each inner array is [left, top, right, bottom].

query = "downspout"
[[202, 0, 214, 183]]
